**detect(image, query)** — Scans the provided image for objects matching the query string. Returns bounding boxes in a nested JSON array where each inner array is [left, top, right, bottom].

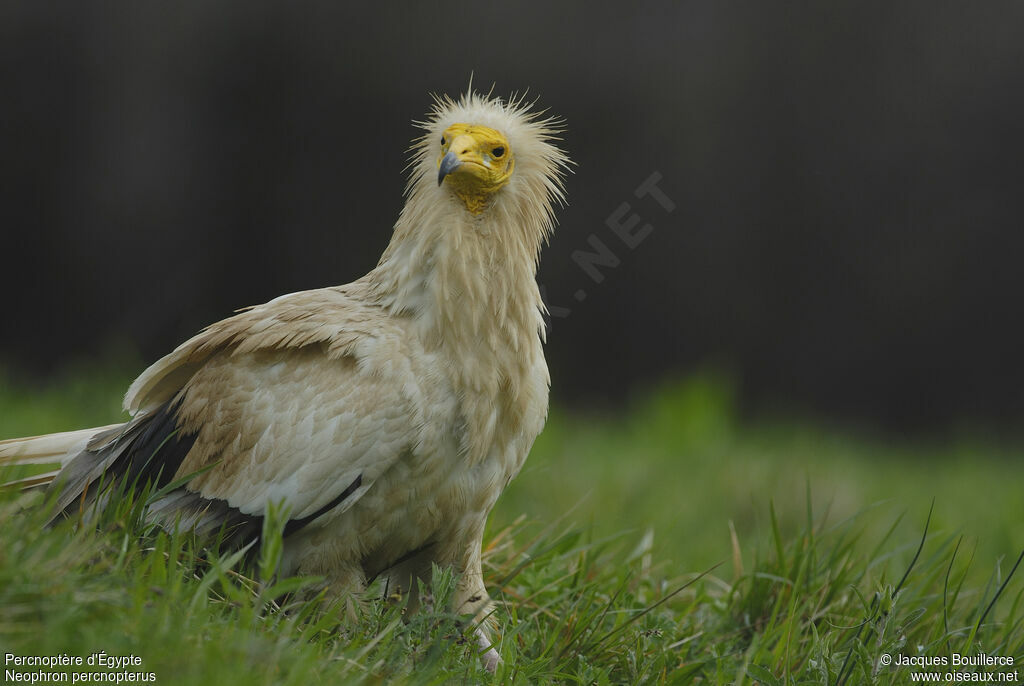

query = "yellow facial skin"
[[437, 124, 515, 215]]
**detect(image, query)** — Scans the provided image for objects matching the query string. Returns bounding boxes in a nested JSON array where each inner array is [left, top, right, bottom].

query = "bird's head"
[[375, 90, 570, 324], [436, 124, 515, 215], [406, 90, 569, 225]]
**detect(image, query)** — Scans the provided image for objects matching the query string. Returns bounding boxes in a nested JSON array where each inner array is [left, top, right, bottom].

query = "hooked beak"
[[437, 151, 462, 186]]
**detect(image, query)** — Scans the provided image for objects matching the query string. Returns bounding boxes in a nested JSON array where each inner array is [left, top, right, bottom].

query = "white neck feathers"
[[364, 91, 569, 460]]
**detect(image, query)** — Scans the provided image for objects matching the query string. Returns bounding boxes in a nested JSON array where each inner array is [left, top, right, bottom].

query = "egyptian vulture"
[[0, 90, 569, 671]]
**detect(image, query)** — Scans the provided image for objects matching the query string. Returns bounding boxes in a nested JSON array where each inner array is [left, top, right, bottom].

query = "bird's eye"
[[441, 137, 446, 146], [492, 147, 505, 158]]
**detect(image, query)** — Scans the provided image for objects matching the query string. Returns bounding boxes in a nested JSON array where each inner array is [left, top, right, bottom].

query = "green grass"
[[1, 362, 1022, 684]]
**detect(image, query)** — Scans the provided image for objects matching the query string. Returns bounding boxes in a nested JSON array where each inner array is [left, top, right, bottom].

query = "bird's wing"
[[124, 286, 394, 415], [57, 287, 431, 531], [171, 341, 420, 521]]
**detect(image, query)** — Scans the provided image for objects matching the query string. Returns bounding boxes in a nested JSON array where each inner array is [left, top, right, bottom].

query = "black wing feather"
[[47, 399, 363, 550]]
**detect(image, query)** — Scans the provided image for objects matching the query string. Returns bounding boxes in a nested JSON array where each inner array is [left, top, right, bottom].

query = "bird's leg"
[[453, 548, 501, 674], [475, 628, 501, 674], [300, 558, 367, 622], [384, 544, 436, 618], [391, 536, 502, 672], [391, 569, 431, 617]]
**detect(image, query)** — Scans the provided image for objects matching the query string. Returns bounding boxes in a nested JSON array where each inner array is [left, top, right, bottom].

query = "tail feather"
[[0, 425, 123, 488], [3, 412, 258, 546], [3, 470, 62, 490]]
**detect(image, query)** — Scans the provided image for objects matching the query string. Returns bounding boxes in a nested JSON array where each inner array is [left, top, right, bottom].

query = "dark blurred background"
[[2, 2, 1023, 433]]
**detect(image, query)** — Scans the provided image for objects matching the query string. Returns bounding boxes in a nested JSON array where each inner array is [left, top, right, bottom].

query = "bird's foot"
[[476, 626, 501, 674]]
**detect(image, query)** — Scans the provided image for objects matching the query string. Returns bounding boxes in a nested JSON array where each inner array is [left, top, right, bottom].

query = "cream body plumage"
[[0, 89, 569, 670]]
